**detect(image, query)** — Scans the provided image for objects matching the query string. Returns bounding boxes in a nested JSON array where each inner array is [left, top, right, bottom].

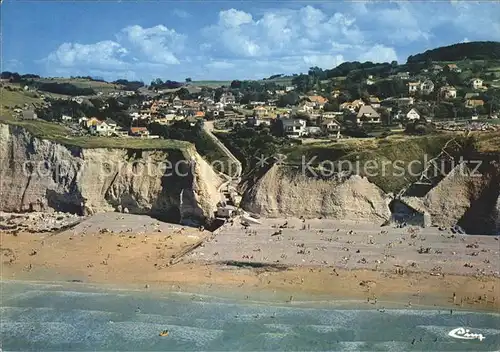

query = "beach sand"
[[1, 214, 499, 312]]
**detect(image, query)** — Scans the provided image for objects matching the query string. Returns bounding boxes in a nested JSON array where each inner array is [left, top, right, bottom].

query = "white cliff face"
[[0, 124, 222, 223], [240, 164, 391, 224]]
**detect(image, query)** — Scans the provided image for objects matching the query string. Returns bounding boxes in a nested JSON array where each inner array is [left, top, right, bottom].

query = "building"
[[246, 116, 270, 127], [304, 126, 322, 136], [446, 63, 461, 73], [220, 92, 236, 105], [368, 96, 381, 108], [307, 95, 328, 109], [356, 105, 381, 124], [420, 80, 434, 95], [22, 110, 37, 120], [397, 72, 410, 80], [253, 106, 269, 117], [129, 127, 150, 137], [282, 118, 306, 138], [470, 78, 483, 90], [465, 99, 485, 108], [321, 119, 341, 137], [440, 86, 457, 99], [340, 99, 364, 112], [406, 108, 420, 121], [61, 115, 72, 122], [93, 121, 115, 136], [408, 81, 420, 94]]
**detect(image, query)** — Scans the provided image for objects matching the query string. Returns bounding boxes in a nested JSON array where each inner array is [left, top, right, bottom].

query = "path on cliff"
[[203, 121, 242, 206]]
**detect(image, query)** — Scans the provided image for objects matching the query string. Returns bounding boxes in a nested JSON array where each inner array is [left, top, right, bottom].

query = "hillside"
[[407, 41, 500, 63]]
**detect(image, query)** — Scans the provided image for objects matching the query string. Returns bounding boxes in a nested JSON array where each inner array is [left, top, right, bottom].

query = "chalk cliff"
[[0, 124, 222, 223], [240, 164, 391, 224]]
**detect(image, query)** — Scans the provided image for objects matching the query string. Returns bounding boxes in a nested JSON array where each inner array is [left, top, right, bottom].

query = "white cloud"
[[172, 9, 191, 19], [119, 25, 184, 64], [219, 9, 253, 27], [42, 25, 186, 81], [44, 41, 128, 69], [358, 44, 398, 63]]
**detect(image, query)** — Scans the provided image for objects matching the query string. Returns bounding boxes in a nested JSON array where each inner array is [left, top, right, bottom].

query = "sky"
[[2, 0, 500, 83]]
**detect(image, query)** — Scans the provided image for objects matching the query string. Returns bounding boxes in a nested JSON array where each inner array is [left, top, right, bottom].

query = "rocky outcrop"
[[240, 164, 391, 223], [0, 124, 223, 223], [402, 162, 500, 234]]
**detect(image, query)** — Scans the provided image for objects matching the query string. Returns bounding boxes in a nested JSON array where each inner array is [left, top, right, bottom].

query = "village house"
[[465, 99, 485, 108], [356, 105, 381, 124], [22, 110, 37, 120], [440, 86, 457, 99], [282, 118, 306, 138], [446, 63, 462, 73], [406, 108, 421, 121], [340, 99, 364, 112], [298, 102, 315, 114], [93, 120, 116, 136], [368, 96, 381, 108], [397, 72, 410, 80], [220, 92, 236, 105], [470, 78, 483, 90], [285, 86, 295, 92], [246, 116, 270, 127], [420, 80, 435, 95], [307, 95, 328, 109], [408, 81, 420, 94], [85, 117, 101, 128], [366, 75, 375, 85], [331, 90, 342, 98], [432, 64, 443, 73], [321, 118, 341, 137], [253, 106, 269, 118], [130, 127, 150, 137], [61, 114, 72, 122]]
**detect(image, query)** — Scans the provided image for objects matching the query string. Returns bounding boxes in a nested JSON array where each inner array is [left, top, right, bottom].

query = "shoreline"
[[2, 261, 499, 313], [1, 214, 499, 313]]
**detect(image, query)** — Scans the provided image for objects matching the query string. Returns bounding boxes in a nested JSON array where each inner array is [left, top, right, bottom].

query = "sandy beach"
[[1, 214, 499, 312]]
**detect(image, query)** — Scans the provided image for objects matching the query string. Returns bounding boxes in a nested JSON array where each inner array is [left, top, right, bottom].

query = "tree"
[[185, 77, 192, 83], [277, 91, 299, 107]]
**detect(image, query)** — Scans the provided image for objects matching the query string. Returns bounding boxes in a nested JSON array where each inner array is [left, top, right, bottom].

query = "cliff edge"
[[0, 123, 223, 223]]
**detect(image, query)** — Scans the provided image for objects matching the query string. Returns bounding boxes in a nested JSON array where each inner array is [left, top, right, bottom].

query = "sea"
[[1, 280, 499, 351]]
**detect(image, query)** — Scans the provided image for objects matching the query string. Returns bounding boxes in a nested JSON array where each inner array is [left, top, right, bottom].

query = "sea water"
[[1, 280, 499, 351]]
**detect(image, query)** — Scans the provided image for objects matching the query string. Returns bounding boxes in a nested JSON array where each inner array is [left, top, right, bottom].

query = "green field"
[[192, 76, 294, 88], [31, 78, 123, 93]]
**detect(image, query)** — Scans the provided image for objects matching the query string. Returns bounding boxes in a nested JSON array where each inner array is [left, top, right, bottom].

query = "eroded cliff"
[[240, 164, 391, 224], [0, 124, 222, 223]]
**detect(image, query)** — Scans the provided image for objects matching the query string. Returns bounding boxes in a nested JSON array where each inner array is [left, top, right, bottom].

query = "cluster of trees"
[[31, 82, 96, 96], [1, 71, 40, 82], [149, 78, 183, 90], [407, 41, 500, 63], [112, 79, 145, 91]]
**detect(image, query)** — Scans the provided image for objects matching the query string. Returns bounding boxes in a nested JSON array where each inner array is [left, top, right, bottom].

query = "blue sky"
[[2, 0, 500, 82]]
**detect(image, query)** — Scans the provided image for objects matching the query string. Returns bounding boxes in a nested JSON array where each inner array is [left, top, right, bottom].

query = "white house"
[[61, 115, 72, 122], [470, 78, 483, 90], [440, 86, 457, 99], [408, 81, 420, 94], [282, 118, 306, 138], [406, 108, 420, 121], [420, 80, 434, 95], [321, 119, 341, 138]]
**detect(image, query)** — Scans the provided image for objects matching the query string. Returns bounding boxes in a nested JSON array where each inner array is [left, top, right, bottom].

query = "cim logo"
[[448, 327, 485, 341]]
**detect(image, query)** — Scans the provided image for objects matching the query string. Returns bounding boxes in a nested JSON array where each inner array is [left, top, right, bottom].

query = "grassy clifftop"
[[280, 134, 480, 193], [0, 116, 192, 151]]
